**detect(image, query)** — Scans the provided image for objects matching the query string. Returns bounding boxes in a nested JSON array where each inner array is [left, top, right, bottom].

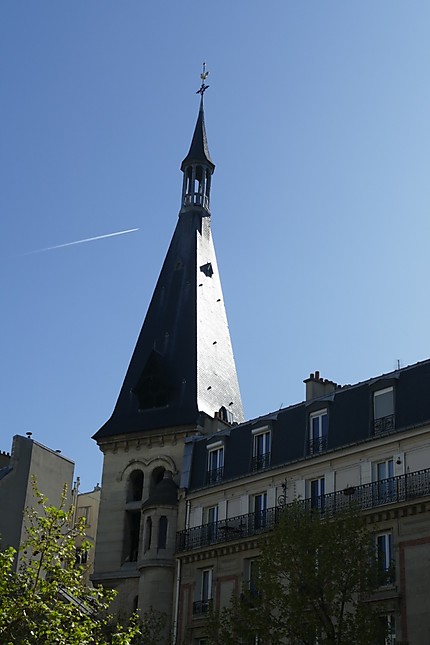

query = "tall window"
[[310, 477, 325, 512], [193, 569, 213, 614], [205, 505, 219, 543], [246, 559, 260, 598], [158, 516, 168, 550], [376, 459, 395, 503], [207, 447, 224, 484], [309, 410, 328, 454], [376, 532, 394, 585], [254, 492, 267, 529], [150, 467, 165, 495], [124, 511, 141, 562], [144, 517, 152, 553], [127, 470, 144, 502], [377, 615, 396, 645], [374, 387, 395, 434], [252, 431, 271, 471]]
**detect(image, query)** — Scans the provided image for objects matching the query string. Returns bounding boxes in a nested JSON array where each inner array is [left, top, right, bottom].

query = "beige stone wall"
[[76, 486, 101, 586], [93, 428, 191, 621], [176, 423, 430, 643], [0, 435, 74, 558]]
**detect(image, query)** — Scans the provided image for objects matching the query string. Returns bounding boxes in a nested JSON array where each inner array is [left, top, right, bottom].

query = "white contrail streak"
[[24, 228, 139, 255]]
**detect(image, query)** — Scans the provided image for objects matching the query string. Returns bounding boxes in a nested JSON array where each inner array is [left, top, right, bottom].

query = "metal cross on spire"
[[196, 61, 210, 95]]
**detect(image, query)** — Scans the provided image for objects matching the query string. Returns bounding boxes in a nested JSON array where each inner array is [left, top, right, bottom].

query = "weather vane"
[[196, 61, 210, 95]]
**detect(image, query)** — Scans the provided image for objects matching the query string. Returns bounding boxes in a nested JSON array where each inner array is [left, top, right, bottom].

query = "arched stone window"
[[123, 511, 140, 563], [144, 516, 152, 553], [158, 516, 168, 550], [127, 469, 144, 502], [150, 466, 165, 495]]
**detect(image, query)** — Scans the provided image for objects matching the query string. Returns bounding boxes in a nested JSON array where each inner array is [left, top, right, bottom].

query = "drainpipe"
[[173, 499, 190, 643], [172, 557, 182, 645]]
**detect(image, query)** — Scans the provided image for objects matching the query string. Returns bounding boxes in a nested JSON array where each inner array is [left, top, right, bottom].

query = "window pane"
[[312, 417, 320, 441], [374, 389, 394, 419], [321, 413, 328, 437]]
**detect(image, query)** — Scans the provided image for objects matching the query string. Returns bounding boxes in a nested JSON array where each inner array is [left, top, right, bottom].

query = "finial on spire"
[[196, 61, 210, 96]]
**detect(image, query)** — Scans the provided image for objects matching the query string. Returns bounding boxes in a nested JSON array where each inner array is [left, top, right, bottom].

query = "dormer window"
[[207, 441, 224, 484], [309, 410, 328, 454], [251, 428, 271, 471], [373, 387, 394, 434]]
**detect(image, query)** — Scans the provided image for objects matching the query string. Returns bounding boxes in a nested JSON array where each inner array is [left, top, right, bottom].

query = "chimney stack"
[[303, 371, 339, 401]]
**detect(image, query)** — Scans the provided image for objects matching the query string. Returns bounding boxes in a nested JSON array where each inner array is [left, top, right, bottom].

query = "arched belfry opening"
[[150, 466, 165, 495], [180, 95, 215, 213], [127, 469, 144, 502]]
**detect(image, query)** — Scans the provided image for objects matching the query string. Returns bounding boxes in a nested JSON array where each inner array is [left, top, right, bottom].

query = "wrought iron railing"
[[176, 467, 430, 553], [251, 451, 271, 471], [374, 414, 395, 434], [206, 467, 224, 485], [308, 436, 328, 454], [192, 599, 212, 615]]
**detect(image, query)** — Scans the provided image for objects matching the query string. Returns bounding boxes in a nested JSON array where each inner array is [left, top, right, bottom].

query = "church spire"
[[180, 65, 215, 213], [93, 76, 243, 442]]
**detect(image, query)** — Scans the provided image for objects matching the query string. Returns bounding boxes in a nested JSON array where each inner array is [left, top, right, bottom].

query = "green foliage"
[[0, 480, 164, 645], [207, 502, 388, 645]]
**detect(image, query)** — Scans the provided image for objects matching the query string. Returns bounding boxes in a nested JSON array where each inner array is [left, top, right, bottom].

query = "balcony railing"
[[192, 599, 212, 615], [308, 436, 328, 455], [176, 467, 430, 553], [251, 451, 271, 471], [206, 467, 224, 485], [374, 414, 395, 434]]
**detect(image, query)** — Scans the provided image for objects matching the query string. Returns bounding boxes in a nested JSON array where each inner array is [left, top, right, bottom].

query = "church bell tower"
[[92, 72, 244, 625]]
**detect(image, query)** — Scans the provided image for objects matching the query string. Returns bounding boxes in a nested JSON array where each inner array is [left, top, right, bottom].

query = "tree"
[[207, 502, 389, 645], [0, 481, 167, 645]]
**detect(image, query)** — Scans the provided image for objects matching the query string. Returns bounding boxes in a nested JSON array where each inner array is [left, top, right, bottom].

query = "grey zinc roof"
[[187, 358, 430, 490], [180, 96, 215, 173], [142, 475, 178, 509]]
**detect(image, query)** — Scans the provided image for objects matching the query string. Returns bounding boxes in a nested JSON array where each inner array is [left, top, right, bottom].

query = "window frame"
[[309, 409, 328, 454], [193, 568, 213, 615], [373, 387, 395, 434], [205, 505, 219, 542], [251, 428, 271, 471], [254, 492, 268, 529], [376, 531, 395, 586], [309, 477, 325, 512], [207, 443, 224, 484]]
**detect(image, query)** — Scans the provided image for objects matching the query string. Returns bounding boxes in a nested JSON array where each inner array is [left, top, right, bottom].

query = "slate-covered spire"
[[180, 93, 215, 213], [93, 90, 244, 441]]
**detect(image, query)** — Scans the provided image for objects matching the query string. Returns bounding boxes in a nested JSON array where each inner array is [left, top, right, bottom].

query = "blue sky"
[[2, 2, 430, 492]]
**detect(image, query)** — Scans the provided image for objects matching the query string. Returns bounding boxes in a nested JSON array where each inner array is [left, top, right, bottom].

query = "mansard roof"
[[185, 358, 430, 491]]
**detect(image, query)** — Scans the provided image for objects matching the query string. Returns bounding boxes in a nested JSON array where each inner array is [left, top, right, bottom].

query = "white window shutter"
[[360, 461, 372, 485], [294, 479, 306, 500], [190, 506, 203, 528], [267, 486, 276, 508], [218, 499, 227, 521], [240, 495, 249, 515], [325, 471, 335, 494]]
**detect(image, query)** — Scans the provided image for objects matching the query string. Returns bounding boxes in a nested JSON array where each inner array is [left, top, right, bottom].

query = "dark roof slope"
[[187, 359, 430, 491], [142, 474, 178, 509], [181, 96, 215, 172]]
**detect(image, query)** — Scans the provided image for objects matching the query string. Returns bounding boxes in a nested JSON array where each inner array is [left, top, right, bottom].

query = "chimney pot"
[[315, 370, 320, 380]]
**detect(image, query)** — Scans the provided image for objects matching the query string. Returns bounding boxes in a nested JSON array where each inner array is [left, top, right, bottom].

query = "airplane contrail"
[[24, 228, 140, 255]]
